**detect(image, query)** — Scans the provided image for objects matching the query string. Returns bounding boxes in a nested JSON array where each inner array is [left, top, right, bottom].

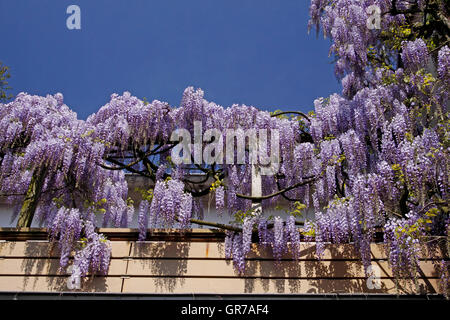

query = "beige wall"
[[0, 234, 444, 295]]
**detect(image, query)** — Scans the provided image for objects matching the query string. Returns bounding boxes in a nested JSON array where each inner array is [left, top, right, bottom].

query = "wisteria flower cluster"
[[137, 178, 193, 240], [224, 215, 304, 274], [0, 0, 447, 294]]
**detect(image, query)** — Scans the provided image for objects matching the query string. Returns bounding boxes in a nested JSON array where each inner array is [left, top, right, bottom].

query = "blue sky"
[[0, 0, 340, 119]]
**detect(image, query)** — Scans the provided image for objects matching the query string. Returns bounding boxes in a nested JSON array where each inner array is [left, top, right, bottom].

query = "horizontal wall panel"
[[0, 276, 122, 293], [1, 241, 444, 260], [121, 277, 440, 295], [124, 259, 440, 279], [0, 259, 127, 276], [0, 275, 439, 295], [130, 242, 377, 260], [0, 241, 59, 258], [0, 241, 132, 258], [130, 242, 444, 261], [0, 257, 439, 279]]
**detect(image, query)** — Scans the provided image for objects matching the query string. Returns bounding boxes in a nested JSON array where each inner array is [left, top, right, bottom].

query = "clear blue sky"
[[0, 0, 340, 119]]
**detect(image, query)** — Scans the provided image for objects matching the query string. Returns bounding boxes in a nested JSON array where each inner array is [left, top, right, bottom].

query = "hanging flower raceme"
[[224, 215, 305, 272], [286, 216, 301, 259], [437, 45, 450, 87], [146, 179, 193, 231], [384, 212, 423, 280], [401, 39, 429, 72], [224, 231, 234, 260], [49, 207, 83, 269], [215, 186, 225, 210], [232, 233, 245, 274], [257, 217, 272, 246], [72, 220, 111, 277], [138, 200, 150, 241], [242, 217, 254, 256], [273, 216, 287, 261]]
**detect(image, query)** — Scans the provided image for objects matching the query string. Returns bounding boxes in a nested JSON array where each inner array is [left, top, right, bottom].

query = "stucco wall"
[[0, 229, 444, 295]]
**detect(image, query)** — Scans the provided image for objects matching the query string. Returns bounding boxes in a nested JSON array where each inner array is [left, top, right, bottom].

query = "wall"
[[0, 228, 444, 295]]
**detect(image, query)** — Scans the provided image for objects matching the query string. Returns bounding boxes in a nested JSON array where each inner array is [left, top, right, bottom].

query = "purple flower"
[[401, 39, 429, 71]]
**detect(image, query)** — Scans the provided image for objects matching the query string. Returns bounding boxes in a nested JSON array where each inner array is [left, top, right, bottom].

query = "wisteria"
[[286, 216, 301, 259], [303, 0, 449, 293], [273, 217, 287, 261], [0, 0, 447, 295], [215, 186, 225, 210], [438, 45, 450, 87], [145, 179, 192, 231], [232, 233, 245, 273], [50, 207, 82, 269], [72, 220, 111, 277], [138, 200, 150, 241], [384, 212, 422, 280], [401, 39, 429, 72]]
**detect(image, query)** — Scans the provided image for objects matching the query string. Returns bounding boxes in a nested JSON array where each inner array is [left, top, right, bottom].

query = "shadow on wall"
[[0, 240, 442, 294], [17, 241, 109, 292], [132, 241, 190, 292], [241, 243, 370, 294]]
